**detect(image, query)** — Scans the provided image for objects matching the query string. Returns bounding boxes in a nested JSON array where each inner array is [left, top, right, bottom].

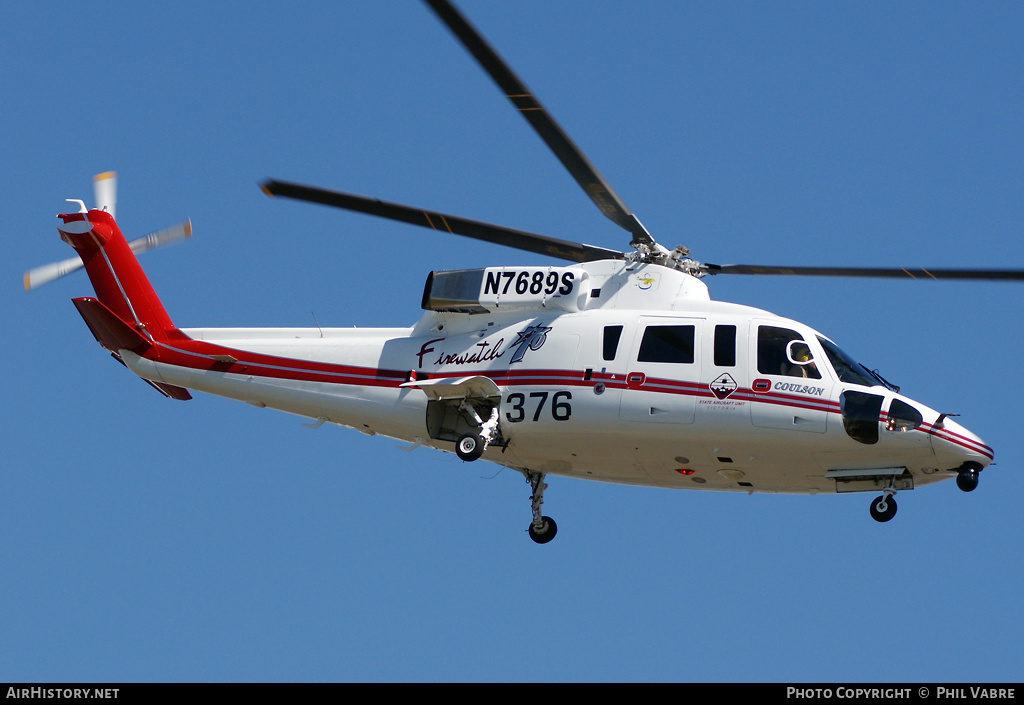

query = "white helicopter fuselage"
[[121, 258, 991, 496], [38, 1, 1010, 540]]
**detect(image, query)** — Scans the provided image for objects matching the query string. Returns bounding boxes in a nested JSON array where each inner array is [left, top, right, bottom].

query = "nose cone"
[[928, 415, 994, 470]]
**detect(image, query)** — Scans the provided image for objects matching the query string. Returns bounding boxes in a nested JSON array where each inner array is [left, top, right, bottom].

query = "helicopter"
[[27, 0, 1024, 543]]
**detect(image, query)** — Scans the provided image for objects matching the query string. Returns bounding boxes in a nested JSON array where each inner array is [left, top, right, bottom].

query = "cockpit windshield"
[[817, 336, 877, 388]]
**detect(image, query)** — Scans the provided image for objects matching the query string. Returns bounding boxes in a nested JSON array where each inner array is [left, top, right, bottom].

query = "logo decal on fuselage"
[[710, 373, 738, 400], [415, 337, 506, 368], [509, 324, 552, 364], [773, 381, 825, 396]]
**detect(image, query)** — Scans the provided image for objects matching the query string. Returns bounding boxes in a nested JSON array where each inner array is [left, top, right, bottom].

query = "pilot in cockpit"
[[785, 343, 819, 378]]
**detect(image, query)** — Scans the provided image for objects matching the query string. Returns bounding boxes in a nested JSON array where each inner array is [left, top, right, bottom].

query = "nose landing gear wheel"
[[870, 494, 897, 522], [456, 432, 484, 462], [528, 516, 557, 544]]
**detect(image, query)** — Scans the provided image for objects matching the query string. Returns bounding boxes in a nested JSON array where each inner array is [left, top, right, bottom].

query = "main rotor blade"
[[701, 263, 1024, 281], [422, 0, 657, 251], [261, 179, 625, 263]]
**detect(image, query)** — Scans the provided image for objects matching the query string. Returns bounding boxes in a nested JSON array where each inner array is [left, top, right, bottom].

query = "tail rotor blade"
[[93, 171, 117, 219], [127, 219, 192, 255], [25, 219, 191, 291], [23, 255, 86, 291]]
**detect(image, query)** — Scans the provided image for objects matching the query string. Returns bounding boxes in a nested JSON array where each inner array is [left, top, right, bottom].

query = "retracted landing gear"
[[524, 470, 557, 544]]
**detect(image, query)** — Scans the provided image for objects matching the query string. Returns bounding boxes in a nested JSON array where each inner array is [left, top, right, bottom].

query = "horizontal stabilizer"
[[72, 297, 151, 354], [73, 297, 192, 400]]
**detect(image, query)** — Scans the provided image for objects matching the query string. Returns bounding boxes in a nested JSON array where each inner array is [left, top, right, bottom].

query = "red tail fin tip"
[[58, 210, 178, 342]]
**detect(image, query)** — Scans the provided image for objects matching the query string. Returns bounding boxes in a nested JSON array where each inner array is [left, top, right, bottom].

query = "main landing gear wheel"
[[529, 516, 558, 544], [869, 494, 897, 522], [524, 470, 557, 544], [456, 432, 484, 462]]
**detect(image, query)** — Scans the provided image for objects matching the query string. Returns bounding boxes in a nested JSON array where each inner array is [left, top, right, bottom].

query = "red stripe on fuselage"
[[919, 421, 994, 460], [138, 340, 993, 459]]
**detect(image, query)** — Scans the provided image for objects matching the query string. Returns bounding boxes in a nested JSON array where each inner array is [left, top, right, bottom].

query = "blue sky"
[[4, 0, 1023, 682]]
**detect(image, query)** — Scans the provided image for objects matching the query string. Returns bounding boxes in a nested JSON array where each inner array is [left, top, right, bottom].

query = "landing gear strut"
[[869, 480, 898, 523], [524, 471, 557, 544], [454, 402, 499, 462]]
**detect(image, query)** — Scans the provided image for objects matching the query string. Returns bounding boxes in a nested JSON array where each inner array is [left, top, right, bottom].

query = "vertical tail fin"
[[57, 209, 180, 343]]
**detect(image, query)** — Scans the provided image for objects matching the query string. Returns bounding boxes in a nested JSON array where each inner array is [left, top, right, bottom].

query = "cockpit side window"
[[886, 399, 923, 432], [757, 326, 821, 379]]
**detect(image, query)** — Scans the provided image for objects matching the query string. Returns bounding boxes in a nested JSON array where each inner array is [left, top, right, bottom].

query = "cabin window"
[[714, 325, 736, 367], [603, 325, 623, 361], [757, 326, 821, 379], [638, 325, 695, 364]]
